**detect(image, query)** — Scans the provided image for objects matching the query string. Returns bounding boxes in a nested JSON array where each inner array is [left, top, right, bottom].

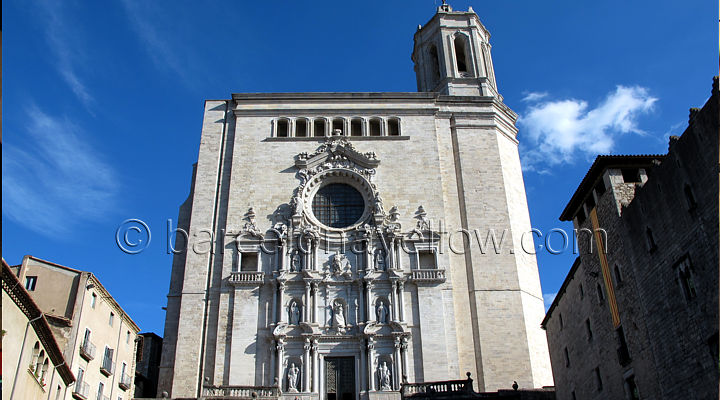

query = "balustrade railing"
[[203, 385, 278, 399], [119, 372, 132, 390], [71, 381, 90, 399], [229, 271, 265, 286], [99, 356, 114, 376], [410, 269, 446, 283]]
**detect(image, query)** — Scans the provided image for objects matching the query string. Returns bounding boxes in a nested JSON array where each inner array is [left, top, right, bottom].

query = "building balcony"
[[71, 381, 90, 400], [229, 271, 265, 286], [99, 357, 114, 377], [79, 339, 96, 361], [203, 385, 278, 399], [410, 269, 446, 283], [118, 372, 132, 390], [97, 395, 110, 400]]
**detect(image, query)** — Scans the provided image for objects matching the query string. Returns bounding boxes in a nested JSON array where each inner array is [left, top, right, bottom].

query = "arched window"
[[276, 119, 289, 137], [369, 118, 382, 136], [313, 119, 326, 137], [40, 358, 49, 382], [454, 36, 468, 73], [35, 350, 45, 376], [332, 118, 345, 135], [428, 44, 441, 84], [312, 184, 365, 228], [31, 342, 40, 372], [295, 119, 308, 137], [350, 118, 363, 136], [387, 118, 400, 136]]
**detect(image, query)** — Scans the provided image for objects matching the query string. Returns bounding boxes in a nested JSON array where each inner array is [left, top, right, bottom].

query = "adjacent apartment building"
[[542, 77, 719, 400], [11, 256, 141, 400], [2, 259, 75, 400]]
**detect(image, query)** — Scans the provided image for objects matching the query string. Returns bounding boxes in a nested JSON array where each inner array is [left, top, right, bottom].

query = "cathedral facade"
[[158, 4, 552, 399]]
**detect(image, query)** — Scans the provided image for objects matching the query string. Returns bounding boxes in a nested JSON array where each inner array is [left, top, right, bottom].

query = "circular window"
[[311, 183, 365, 228]]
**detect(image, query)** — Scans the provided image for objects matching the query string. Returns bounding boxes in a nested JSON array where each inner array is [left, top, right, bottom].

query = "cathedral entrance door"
[[324, 357, 355, 400]]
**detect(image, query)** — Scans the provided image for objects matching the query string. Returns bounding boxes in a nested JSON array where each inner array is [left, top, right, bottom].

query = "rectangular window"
[[596, 283, 605, 303], [25, 276, 38, 291], [83, 328, 91, 345], [579, 283, 584, 299], [559, 313, 564, 329], [625, 375, 639, 400], [91, 293, 97, 308], [585, 319, 593, 341], [240, 253, 259, 272], [418, 250, 436, 269], [614, 264, 623, 284], [109, 312, 115, 326], [77, 367, 85, 383], [126, 331, 131, 344], [98, 382, 104, 397], [564, 347, 570, 367], [121, 362, 127, 376]]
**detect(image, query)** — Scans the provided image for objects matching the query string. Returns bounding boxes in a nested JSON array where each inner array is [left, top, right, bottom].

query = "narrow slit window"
[[276, 119, 289, 137], [369, 118, 382, 136], [684, 184, 697, 210], [586, 319, 593, 341], [313, 119, 326, 137], [351, 118, 363, 136], [645, 227, 656, 251], [296, 119, 307, 137], [454, 36, 468, 73], [387, 118, 400, 136]]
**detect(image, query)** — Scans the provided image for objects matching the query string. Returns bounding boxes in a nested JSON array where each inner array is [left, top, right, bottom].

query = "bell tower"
[[412, 2, 499, 97]]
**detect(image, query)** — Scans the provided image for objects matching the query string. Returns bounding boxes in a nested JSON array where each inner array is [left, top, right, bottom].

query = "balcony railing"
[[203, 385, 278, 399], [96, 394, 110, 400], [99, 356, 114, 376], [410, 269, 446, 283], [72, 381, 90, 400], [79, 339, 96, 361], [118, 372, 132, 390], [229, 271, 265, 286]]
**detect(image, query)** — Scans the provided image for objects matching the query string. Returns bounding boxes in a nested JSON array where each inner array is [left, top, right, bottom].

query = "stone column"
[[389, 280, 398, 322], [401, 337, 409, 384], [276, 339, 285, 391], [393, 337, 402, 390], [398, 281, 406, 322], [365, 282, 374, 322], [367, 338, 376, 391], [360, 338, 368, 392], [312, 238, 318, 271], [311, 339, 319, 393], [304, 282, 311, 323], [365, 239, 372, 272], [303, 339, 311, 392], [277, 242, 284, 271], [278, 283, 287, 323], [311, 282, 319, 324]]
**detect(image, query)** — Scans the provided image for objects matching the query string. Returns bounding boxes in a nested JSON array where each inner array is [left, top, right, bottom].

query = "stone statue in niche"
[[376, 300, 389, 324], [378, 362, 392, 391], [290, 250, 300, 272], [331, 300, 346, 330], [374, 249, 386, 271], [331, 253, 352, 278], [289, 301, 300, 325], [287, 363, 300, 392]]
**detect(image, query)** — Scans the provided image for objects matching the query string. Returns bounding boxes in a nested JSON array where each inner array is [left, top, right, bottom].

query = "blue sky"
[[2, 0, 716, 335]]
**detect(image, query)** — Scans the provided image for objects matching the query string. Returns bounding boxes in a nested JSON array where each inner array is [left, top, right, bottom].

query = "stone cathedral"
[[158, 4, 553, 400]]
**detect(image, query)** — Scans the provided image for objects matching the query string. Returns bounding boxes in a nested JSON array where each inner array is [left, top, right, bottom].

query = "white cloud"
[[120, 0, 195, 85], [543, 292, 557, 311], [36, 1, 94, 107], [518, 86, 657, 172], [2, 107, 119, 236], [522, 91, 548, 102]]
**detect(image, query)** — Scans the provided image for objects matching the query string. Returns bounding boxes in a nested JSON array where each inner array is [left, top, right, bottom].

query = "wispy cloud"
[[36, 1, 94, 107], [518, 86, 657, 172], [543, 292, 557, 311], [522, 91, 548, 102], [2, 107, 119, 236], [120, 0, 196, 86]]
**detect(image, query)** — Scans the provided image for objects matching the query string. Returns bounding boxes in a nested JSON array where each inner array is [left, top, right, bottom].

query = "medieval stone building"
[[542, 78, 719, 400], [158, 4, 553, 399]]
